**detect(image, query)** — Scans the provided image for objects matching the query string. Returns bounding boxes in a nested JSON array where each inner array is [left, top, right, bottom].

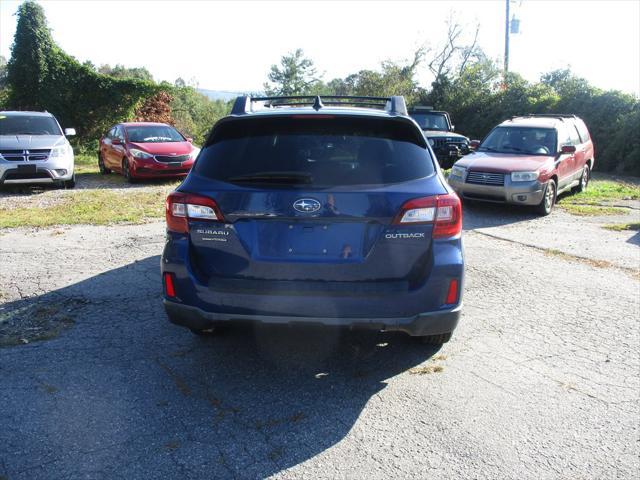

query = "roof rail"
[[510, 113, 577, 121], [231, 95, 408, 116]]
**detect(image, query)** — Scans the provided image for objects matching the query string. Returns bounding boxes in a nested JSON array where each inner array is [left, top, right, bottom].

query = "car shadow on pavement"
[[626, 230, 640, 246], [461, 200, 540, 230], [74, 171, 182, 190], [0, 174, 180, 196], [0, 255, 440, 479]]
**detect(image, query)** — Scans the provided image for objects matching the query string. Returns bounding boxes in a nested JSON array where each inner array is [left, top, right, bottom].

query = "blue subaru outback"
[[161, 95, 464, 344]]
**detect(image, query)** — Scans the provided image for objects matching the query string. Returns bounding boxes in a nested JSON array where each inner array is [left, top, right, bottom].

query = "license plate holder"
[[17, 164, 37, 174], [168, 162, 181, 168]]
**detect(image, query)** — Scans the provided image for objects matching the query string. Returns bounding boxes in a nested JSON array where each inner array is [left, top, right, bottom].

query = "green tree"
[[98, 64, 154, 82], [324, 50, 426, 104], [0, 55, 8, 109], [170, 86, 230, 145], [264, 49, 321, 96], [0, 55, 8, 87], [6, 1, 56, 109]]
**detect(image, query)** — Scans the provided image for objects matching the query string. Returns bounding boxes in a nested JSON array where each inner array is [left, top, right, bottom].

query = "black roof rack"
[[510, 114, 577, 121], [231, 95, 408, 116]]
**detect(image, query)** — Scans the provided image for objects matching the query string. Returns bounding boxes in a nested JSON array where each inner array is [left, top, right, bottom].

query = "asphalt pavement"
[[0, 205, 638, 479]]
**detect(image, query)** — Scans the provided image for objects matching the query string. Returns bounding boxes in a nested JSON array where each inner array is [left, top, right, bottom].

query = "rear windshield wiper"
[[227, 171, 313, 185]]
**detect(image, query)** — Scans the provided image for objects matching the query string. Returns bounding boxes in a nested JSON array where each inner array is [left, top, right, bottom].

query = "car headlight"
[[130, 148, 154, 160], [428, 138, 435, 146], [511, 171, 539, 182], [190, 147, 201, 159], [49, 144, 73, 159], [450, 166, 466, 178]]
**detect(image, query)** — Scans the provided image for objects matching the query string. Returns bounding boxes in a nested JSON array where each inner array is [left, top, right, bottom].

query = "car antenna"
[[312, 96, 324, 111]]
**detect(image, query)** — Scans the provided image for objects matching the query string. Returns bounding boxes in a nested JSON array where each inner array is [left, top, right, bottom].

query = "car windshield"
[[0, 115, 62, 135], [126, 125, 184, 143], [195, 117, 434, 187], [410, 112, 449, 131], [480, 126, 557, 155]]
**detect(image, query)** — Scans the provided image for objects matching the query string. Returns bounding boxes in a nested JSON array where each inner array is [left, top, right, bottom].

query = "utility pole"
[[504, 0, 510, 75]]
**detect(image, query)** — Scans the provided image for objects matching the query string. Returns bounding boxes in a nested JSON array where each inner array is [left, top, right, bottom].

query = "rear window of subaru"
[[194, 116, 435, 187]]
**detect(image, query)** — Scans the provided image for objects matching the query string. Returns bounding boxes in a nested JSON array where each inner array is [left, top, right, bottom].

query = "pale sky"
[[1, 0, 639, 95]]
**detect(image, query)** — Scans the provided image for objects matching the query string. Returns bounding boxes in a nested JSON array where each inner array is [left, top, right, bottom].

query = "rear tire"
[[576, 164, 590, 193], [536, 179, 556, 216], [418, 332, 452, 345]]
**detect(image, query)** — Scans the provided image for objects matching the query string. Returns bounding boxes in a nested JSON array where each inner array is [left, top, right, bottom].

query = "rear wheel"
[[418, 332, 452, 345], [576, 164, 590, 193], [536, 179, 556, 216], [98, 153, 111, 174], [122, 159, 137, 183]]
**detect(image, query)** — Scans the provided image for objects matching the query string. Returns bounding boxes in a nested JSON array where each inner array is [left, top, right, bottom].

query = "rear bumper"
[[448, 175, 545, 206], [164, 299, 461, 337]]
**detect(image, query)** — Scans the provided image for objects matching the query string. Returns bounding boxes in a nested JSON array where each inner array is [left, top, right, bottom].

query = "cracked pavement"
[[0, 205, 638, 479]]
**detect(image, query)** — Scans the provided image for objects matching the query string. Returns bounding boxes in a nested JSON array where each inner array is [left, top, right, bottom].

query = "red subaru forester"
[[98, 122, 199, 182], [448, 114, 594, 215]]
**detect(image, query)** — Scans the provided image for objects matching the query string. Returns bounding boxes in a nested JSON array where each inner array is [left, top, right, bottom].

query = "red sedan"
[[98, 122, 199, 182]]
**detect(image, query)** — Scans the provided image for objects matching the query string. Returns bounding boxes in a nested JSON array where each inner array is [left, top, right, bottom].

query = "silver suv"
[[0, 111, 76, 188]]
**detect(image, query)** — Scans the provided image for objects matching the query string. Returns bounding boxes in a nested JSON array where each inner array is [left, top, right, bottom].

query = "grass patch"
[[543, 248, 616, 270], [75, 153, 99, 174], [559, 204, 627, 216], [0, 188, 172, 228], [603, 222, 640, 232], [561, 179, 640, 205]]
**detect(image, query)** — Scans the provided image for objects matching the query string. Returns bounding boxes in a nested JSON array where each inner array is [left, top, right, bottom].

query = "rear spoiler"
[[231, 95, 408, 116]]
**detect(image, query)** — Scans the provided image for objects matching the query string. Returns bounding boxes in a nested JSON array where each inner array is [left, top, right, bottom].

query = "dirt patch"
[[409, 365, 444, 375], [0, 298, 85, 347]]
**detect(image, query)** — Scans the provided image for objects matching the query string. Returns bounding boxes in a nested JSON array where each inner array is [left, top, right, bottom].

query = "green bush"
[[170, 86, 230, 146]]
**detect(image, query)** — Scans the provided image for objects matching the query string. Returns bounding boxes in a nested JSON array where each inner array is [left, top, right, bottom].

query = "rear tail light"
[[163, 272, 176, 298], [165, 192, 223, 233], [392, 193, 462, 238]]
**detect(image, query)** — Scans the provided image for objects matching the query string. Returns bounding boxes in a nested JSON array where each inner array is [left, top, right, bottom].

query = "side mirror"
[[560, 145, 576, 154], [186, 137, 193, 144], [450, 124, 455, 131], [64, 128, 76, 136], [469, 140, 481, 150]]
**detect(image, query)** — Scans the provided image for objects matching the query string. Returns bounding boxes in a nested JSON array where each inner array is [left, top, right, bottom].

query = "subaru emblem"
[[293, 198, 321, 213]]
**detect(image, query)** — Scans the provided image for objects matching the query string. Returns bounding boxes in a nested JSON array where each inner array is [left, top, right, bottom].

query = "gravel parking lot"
[[0, 203, 639, 479]]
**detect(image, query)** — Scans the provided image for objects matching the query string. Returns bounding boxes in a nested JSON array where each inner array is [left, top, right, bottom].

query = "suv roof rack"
[[231, 95, 408, 116], [511, 114, 577, 121]]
